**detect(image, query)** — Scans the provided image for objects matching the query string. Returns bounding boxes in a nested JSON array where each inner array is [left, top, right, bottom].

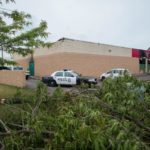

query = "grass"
[[0, 84, 35, 120], [0, 84, 35, 99]]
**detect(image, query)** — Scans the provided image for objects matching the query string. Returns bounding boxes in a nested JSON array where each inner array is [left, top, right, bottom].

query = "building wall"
[[31, 52, 139, 77], [13, 38, 132, 60], [16, 58, 30, 71], [13, 38, 139, 78], [0, 70, 26, 87], [52, 39, 132, 57]]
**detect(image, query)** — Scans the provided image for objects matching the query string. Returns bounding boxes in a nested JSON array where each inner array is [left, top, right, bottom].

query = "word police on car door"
[[53, 71, 76, 85]]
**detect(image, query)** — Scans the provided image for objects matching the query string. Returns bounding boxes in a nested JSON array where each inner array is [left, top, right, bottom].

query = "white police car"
[[42, 69, 97, 87]]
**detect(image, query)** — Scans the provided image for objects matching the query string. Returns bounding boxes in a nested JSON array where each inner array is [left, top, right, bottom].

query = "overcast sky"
[[2, 0, 150, 49]]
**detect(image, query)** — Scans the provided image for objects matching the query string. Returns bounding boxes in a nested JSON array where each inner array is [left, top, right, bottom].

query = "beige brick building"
[[13, 38, 139, 77]]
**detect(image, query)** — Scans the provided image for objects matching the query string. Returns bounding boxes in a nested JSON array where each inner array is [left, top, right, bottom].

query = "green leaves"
[[0, 0, 15, 4], [0, 4, 51, 65], [0, 57, 16, 65], [1, 77, 150, 149]]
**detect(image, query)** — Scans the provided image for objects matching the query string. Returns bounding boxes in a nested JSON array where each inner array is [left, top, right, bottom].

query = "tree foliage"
[[0, 77, 150, 149], [0, 0, 14, 4], [0, 0, 51, 65]]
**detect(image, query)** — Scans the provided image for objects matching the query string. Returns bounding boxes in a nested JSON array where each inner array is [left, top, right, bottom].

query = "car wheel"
[[26, 75, 29, 80], [88, 83, 92, 88], [49, 80, 56, 87], [101, 76, 105, 81]]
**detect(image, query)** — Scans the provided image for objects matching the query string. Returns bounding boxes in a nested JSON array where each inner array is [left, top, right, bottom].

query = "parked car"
[[42, 69, 97, 87], [0, 66, 11, 70], [7, 65, 30, 80], [100, 68, 131, 81]]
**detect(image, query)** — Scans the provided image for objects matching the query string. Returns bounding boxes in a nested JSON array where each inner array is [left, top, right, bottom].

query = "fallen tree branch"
[[3, 103, 31, 115], [0, 119, 10, 133], [7, 123, 25, 129], [81, 94, 150, 133], [0, 123, 54, 139], [32, 97, 44, 117], [0, 141, 4, 150], [0, 129, 54, 138], [98, 99, 150, 133], [0, 129, 34, 137], [71, 88, 98, 96]]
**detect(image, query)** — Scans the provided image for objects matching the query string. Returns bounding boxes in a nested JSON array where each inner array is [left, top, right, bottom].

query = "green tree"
[[0, 0, 51, 65], [0, 0, 14, 4]]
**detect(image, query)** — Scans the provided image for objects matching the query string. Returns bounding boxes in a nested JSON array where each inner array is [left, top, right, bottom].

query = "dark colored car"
[[0, 66, 11, 70], [0, 65, 30, 80]]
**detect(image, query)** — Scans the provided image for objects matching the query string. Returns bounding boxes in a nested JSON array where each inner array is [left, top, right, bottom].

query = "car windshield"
[[107, 71, 112, 74], [71, 71, 81, 77], [14, 66, 23, 70], [0, 66, 11, 70]]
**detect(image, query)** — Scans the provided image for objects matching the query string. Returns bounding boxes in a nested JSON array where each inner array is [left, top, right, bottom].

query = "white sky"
[[0, 50, 13, 60], [2, 0, 150, 49]]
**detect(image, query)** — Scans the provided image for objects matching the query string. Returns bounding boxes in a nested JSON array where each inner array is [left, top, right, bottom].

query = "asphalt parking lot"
[[26, 74, 150, 94], [26, 79, 80, 94], [134, 74, 150, 80]]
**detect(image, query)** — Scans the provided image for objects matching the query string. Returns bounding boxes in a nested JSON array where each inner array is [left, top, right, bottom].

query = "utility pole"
[[0, 47, 4, 67], [1, 48, 4, 66], [145, 57, 148, 73]]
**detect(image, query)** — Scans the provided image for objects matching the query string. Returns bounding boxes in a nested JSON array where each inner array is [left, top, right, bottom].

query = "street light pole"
[[145, 57, 148, 73], [1, 48, 4, 66], [146, 47, 150, 73], [0, 46, 5, 67]]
